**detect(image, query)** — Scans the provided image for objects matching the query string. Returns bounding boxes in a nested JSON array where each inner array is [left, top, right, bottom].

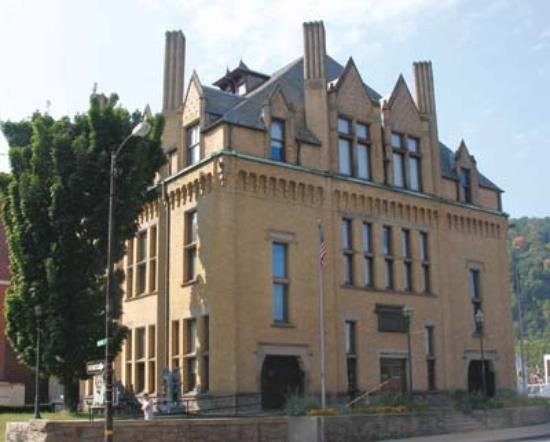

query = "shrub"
[[283, 394, 319, 416]]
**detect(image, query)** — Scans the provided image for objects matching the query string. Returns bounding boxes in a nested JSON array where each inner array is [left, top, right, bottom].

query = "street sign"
[[96, 338, 107, 347], [86, 360, 105, 375]]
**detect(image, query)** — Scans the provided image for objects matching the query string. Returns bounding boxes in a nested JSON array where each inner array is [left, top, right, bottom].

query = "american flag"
[[318, 223, 328, 267]]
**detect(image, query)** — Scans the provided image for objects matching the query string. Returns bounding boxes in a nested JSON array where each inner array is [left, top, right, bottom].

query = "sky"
[[0, 0, 548, 218]]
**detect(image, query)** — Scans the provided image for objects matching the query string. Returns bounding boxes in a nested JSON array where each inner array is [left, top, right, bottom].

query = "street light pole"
[[403, 306, 413, 401], [475, 309, 487, 398], [34, 305, 42, 419], [104, 122, 150, 442]]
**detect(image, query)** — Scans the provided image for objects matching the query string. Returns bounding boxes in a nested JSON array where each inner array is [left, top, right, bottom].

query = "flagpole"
[[318, 220, 327, 409]]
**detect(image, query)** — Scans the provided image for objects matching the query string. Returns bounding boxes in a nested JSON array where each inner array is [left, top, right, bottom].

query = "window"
[[171, 320, 180, 362], [420, 232, 431, 293], [459, 168, 472, 203], [345, 321, 358, 393], [237, 82, 247, 96], [384, 259, 394, 290], [184, 211, 198, 282], [425, 326, 436, 390], [202, 316, 210, 392], [126, 239, 134, 299], [148, 325, 156, 393], [391, 132, 422, 191], [342, 219, 354, 285], [186, 358, 197, 391], [149, 225, 157, 293], [187, 124, 200, 166], [272, 243, 289, 323], [383, 226, 392, 256], [425, 326, 435, 357], [401, 229, 412, 291], [338, 117, 371, 180], [469, 269, 482, 334], [135, 327, 146, 360], [376, 304, 407, 332], [135, 362, 145, 392], [338, 138, 352, 175], [186, 318, 197, 354], [363, 222, 374, 287], [270, 120, 285, 161], [392, 152, 405, 187], [125, 329, 133, 387], [136, 231, 147, 295], [401, 229, 410, 258], [148, 325, 156, 359]]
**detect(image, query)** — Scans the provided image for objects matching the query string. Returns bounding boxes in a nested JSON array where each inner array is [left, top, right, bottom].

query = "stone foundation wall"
[[7, 406, 550, 442]]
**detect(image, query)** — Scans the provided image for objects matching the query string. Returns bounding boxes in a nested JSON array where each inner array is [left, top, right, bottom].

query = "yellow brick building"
[[115, 22, 515, 409]]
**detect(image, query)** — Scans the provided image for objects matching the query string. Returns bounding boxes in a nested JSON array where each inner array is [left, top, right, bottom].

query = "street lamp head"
[[402, 305, 413, 318], [131, 121, 151, 138], [475, 309, 485, 324]]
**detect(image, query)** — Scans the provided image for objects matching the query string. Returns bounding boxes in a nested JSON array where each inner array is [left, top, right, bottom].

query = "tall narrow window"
[[202, 316, 210, 392], [186, 318, 197, 354], [338, 117, 352, 175], [401, 229, 412, 291], [408, 137, 421, 191], [272, 243, 289, 323], [186, 358, 197, 392], [425, 326, 436, 390], [149, 225, 157, 293], [392, 132, 422, 191], [345, 321, 358, 393], [184, 211, 198, 282], [363, 222, 374, 287], [469, 269, 482, 333], [356, 122, 371, 180], [383, 226, 394, 290], [171, 320, 180, 368], [187, 124, 200, 166], [459, 168, 472, 203], [136, 231, 147, 295], [126, 239, 134, 299], [420, 232, 431, 293], [342, 218, 354, 285], [135, 327, 146, 360], [270, 120, 285, 161]]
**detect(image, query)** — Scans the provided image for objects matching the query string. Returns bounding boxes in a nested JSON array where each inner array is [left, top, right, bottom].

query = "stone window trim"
[[390, 131, 423, 192], [124, 324, 157, 394], [265, 229, 297, 244]]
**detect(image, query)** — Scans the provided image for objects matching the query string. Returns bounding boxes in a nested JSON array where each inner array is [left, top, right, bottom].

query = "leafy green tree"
[[509, 217, 550, 379], [1, 94, 164, 410]]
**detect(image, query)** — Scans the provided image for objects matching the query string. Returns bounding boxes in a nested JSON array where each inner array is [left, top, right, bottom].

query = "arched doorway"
[[468, 360, 496, 397], [261, 355, 304, 409]]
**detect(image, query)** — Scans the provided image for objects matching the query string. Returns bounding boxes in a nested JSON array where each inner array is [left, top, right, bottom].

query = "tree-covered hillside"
[[508, 217, 550, 377]]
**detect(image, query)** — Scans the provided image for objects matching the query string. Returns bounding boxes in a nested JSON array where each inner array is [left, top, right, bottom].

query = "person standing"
[[140, 393, 154, 420]]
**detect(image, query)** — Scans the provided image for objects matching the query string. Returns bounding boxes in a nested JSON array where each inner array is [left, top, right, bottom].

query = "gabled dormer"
[[454, 139, 480, 205]]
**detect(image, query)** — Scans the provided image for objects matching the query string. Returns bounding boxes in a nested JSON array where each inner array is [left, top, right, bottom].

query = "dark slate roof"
[[204, 55, 381, 144], [439, 142, 501, 192]]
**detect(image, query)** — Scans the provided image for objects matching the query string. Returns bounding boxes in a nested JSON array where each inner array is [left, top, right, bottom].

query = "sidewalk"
[[386, 422, 550, 442]]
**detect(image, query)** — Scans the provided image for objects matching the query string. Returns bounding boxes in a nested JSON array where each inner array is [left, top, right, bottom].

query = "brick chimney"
[[163, 31, 186, 112], [413, 61, 441, 193], [303, 21, 329, 148]]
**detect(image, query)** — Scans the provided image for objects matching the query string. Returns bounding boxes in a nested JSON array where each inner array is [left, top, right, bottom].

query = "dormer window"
[[391, 132, 422, 191], [237, 82, 247, 96], [187, 124, 200, 166], [459, 168, 472, 203], [270, 120, 285, 162]]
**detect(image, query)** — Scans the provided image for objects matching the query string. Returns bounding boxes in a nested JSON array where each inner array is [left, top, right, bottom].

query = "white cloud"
[[139, 0, 461, 82]]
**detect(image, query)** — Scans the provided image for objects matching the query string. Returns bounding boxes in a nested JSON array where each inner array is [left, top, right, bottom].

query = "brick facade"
[[112, 21, 515, 407]]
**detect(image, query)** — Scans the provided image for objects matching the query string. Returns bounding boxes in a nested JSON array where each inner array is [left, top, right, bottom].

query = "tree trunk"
[[63, 379, 80, 412]]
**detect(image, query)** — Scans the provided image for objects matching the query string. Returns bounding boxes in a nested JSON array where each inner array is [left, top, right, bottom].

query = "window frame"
[[391, 132, 422, 191], [272, 242, 290, 324], [184, 210, 198, 283], [269, 119, 286, 162], [186, 123, 201, 166], [342, 218, 354, 286]]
